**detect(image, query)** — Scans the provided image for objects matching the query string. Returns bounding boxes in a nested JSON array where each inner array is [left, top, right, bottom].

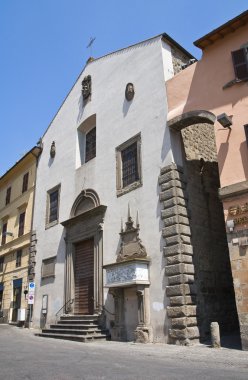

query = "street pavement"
[[0, 324, 247, 380]]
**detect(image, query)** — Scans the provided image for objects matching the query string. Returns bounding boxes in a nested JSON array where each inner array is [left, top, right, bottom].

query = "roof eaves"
[[0, 146, 42, 182], [194, 10, 248, 49]]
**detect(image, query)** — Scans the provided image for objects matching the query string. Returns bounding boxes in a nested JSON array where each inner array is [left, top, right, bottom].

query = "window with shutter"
[[46, 185, 60, 228], [1, 223, 7, 245], [5, 187, 11, 205], [22, 172, 29, 193], [16, 250, 22, 268], [231, 48, 248, 81], [0, 257, 4, 272], [41, 257, 56, 278], [85, 127, 96, 163], [49, 190, 59, 223], [18, 212, 25, 237]]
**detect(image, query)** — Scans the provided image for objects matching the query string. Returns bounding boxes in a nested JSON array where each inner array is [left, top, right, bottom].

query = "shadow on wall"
[[240, 141, 248, 180], [216, 129, 231, 176]]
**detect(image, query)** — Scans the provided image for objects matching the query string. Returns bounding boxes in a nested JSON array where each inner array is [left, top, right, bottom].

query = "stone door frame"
[[61, 205, 107, 315]]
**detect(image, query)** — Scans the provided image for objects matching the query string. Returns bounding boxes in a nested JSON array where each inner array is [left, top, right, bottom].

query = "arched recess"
[[70, 188, 100, 217], [160, 109, 239, 345], [77, 114, 96, 167], [167, 110, 216, 132], [62, 188, 106, 315]]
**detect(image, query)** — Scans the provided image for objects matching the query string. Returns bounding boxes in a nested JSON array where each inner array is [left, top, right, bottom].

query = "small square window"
[[116, 133, 142, 197], [5, 187, 11, 205], [41, 257, 56, 278], [18, 212, 25, 237], [85, 127, 96, 163], [46, 185, 61, 228], [16, 250, 22, 268], [22, 172, 29, 193]]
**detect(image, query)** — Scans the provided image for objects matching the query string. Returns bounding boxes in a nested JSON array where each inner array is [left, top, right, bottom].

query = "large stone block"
[[165, 234, 191, 246], [166, 254, 193, 265], [171, 317, 198, 328], [161, 179, 186, 192], [165, 263, 195, 276], [160, 163, 183, 175], [163, 215, 190, 228], [161, 205, 188, 219], [164, 243, 193, 257], [162, 224, 191, 238], [160, 187, 188, 201], [167, 305, 197, 318], [163, 197, 187, 209], [169, 326, 199, 340], [166, 284, 195, 297], [168, 274, 195, 285], [170, 295, 196, 306]]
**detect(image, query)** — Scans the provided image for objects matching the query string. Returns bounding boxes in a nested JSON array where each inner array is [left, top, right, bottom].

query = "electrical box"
[[17, 308, 26, 321]]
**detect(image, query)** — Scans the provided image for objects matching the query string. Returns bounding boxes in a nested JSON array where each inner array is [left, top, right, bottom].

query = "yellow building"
[[0, 146, 41, 323]]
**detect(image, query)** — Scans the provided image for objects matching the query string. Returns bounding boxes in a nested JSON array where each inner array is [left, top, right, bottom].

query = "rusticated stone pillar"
[[159, 163, 199, 345]]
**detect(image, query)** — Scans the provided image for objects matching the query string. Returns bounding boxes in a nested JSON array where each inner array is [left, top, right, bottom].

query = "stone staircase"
[[36, 314, 109, 342]]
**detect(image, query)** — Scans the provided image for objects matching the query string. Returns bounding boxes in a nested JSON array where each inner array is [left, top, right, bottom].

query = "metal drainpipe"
[[27, 144, 42, 327]]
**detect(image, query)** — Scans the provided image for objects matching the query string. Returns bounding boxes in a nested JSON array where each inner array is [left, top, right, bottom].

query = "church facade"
[[31, 34, 238, 344]]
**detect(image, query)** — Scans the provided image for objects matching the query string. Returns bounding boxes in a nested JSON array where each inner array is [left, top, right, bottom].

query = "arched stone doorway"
[[61, 189, 106, 315], [160, 110, 239, 344]]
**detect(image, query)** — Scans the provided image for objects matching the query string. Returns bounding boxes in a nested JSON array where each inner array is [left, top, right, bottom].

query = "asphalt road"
[[0, 325, 247, 380]]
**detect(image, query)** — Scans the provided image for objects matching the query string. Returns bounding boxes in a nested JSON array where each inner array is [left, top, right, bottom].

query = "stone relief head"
[[82, 75, 92, 100], [125, 82, 135, 101]]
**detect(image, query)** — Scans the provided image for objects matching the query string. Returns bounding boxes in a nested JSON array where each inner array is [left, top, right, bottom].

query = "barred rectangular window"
[[85, 127, 96, 163], [16, 250, 22, 268], [18, 212, 25, 237], [41, 257, 56, 278], [22, 172, 29, 193], [49, 190, 59, 223], [6, 187, 11, 205], [116, 133, 142, 197], [46, 185, 60, 228], [121, 142, 139, 187], [1, 223, 7, 245]]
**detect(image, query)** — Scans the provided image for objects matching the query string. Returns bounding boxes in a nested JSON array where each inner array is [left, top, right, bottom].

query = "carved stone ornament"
[[50, 141, 56, 158], [125, 83, 135, 101], [82, 75, 91, 100], [117, 205, 147, 262]]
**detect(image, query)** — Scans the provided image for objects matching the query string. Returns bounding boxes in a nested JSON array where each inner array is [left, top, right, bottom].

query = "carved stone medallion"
[[125, 83, 135, 101], [82, 75, 91, 100], [117, 206, 147, 262]]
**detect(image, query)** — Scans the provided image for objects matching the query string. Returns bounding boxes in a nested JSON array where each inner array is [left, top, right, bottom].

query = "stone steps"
[[36, 314, 109, 343], [37, 332, 107, 342]]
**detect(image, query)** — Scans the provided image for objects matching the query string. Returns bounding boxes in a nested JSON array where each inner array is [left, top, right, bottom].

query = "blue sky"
[[0, 1, 247, 176]]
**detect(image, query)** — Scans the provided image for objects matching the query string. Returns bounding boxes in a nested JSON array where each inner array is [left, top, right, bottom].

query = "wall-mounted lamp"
[[226, 219, 234, 232], [217, 113, 232, 129]]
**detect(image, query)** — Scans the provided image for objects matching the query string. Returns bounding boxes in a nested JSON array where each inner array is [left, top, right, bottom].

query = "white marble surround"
[[105, 261, 149, 287]]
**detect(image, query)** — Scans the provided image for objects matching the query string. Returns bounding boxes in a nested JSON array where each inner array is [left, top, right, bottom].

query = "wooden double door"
[[74, 238, 94, 315]]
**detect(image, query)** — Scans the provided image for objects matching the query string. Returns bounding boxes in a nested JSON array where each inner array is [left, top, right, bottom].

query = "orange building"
[[166, 10, 248, 349]]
